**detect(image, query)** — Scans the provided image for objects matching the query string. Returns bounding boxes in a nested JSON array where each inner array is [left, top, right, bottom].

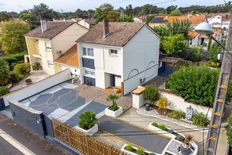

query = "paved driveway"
[[0, 137, 23, 155], [98, 116, 170, 154]]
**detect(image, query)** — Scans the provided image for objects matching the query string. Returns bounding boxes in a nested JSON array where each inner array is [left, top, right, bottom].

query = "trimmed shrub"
[[157, 98, 169, 109], [187, 47, 203, 62], [144, 85, 160, 105], [136, 147, 145, 155], [192, 112, 210, 127], [0, 86, 9, 96], [168, 110, 185, 119], [79, 111, 97, 130], [13, 63, 30, 79], [166, 65, 219, 107], [32, 62, 42, 70], [0, 58, 10, 86]]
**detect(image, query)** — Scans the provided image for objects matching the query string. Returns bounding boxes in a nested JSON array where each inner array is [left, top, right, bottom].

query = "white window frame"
[[45, 42, 52, 51], [83, 47, 94, 58], [109, 49, 118, 56]]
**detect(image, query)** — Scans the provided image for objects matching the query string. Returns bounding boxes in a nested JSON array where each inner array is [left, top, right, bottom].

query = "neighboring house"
[[133, 17, 145, 23], [25, 20, 88, 75], [208, 15, 222, 28], [148, 17, 165, 28], [77, 21, 160, 95], [78, 19, 97, 29]]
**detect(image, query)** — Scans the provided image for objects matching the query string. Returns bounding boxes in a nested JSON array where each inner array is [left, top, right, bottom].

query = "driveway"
[[98, 116, 170, 154], [0, 137, 23, 155]]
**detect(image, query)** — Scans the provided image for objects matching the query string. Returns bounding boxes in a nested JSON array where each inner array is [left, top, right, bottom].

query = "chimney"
[[103, 19, 109, 38], [40, 19, 48, 33]]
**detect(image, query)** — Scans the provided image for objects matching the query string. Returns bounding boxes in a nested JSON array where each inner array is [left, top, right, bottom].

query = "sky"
[[0, 0, 227, 12]]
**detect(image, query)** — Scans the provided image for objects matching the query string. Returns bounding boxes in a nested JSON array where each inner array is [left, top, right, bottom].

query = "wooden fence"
[[52, 119, 125, 155]]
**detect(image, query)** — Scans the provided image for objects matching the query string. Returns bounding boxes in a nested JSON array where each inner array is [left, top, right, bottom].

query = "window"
[[84, 69, 95, 76], [45, 42, 52, 51], [47, 60, 54, 67], [83, 48, 94, 57], [109, 49, 118, 55]]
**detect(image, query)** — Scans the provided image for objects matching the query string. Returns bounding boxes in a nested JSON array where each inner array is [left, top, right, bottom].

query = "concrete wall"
[[9, 100, 45, 137], [3, 69, 72, 106], [161, 91, 213, 119], [123, 26, 160, 94]]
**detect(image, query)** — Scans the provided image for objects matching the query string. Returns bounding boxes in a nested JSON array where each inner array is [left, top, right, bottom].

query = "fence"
[[52, 119, 125, 155]]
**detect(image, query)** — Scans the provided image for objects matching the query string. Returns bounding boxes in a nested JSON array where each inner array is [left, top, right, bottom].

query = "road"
[[0, 137, 23, 155]]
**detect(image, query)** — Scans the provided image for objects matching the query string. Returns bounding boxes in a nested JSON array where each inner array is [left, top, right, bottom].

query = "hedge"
[[1, 52, 25, 70], [166, 65, 219, 107], [226, 114, 232, 147], [0, 86, 9, 96]]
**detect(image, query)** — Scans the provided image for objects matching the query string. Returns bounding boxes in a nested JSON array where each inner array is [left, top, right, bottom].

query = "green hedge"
[[226, 114, 232, 147], [166, 65, 219, 107], [1, 52, 25, 70], [0, 86, 9, 96], [13, 63, 30, 79]]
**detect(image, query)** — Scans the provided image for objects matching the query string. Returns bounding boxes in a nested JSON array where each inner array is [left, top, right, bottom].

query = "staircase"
[[205, 51, 232, 155]]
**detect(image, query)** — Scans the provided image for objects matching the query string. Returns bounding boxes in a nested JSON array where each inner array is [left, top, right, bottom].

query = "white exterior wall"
[[52, 23, 88, 60], [77, 43, 123, 89], [3, 69, 72, 106], [123, 26, 160, 94], [208, 15, 222, 28]]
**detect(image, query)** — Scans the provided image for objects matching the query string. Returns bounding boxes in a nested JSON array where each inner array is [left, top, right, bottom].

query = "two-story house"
[[25, 20, 88, 75], [77, 20, 160, 95]]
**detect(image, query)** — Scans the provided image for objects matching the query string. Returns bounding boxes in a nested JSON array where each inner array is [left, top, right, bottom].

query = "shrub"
[[152, 122, 167, 130], [168, 110, 185, 119], [79, 111, 97, 130], [13, 63, 30, 79], [166, 65, 219, 107], [175, 134, 186, 142], [9, 72, 21, 83], [144, 85, 160, 105], [0, 86, 9, 96], [226, 114, 232, 147], [208, 44, 222, 62], [208, 61, 220, 68], [25, 78, 32, 85], [32, 62, 42, 70], [1, 52, 25, 70], [0, 58, 10, 86], [187, 47, 203, 62], [157, 98, 169, 109], [227, 80, 232, 101], [192, 112, 210, 127], [107, 94, 119, 111], [125, 144, 133, 152], [136, 147, 145, 155]]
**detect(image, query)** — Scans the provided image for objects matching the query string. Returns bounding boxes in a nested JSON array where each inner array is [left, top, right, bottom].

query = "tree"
[[153, 25, 169, 36], [144, 85, 160, 105], [107, 11, 120, 22], [226, 114, 232, 147], [0, 58, 10, 86], [146, 15, 155, 24], [119, 15, 134, 22], [0, 20, 30, 53], [166, 20, 193, 36], [166, 65, 219, 107], [107, 94, 120, 111], [208, 44, 223, 62], [166, 5, 177, 14], [94, 3, 114, 22], [0, 12, 12, 22], [187, 47, 203, 62], [78, 111, 97, 130], [160, 34, 187, 55], [170, 9, 182, 16]]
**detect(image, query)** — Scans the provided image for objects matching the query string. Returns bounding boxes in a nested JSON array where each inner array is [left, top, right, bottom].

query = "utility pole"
[[205, 15, 232, 155]]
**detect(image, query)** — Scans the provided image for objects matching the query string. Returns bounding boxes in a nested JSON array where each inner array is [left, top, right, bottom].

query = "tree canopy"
[[94, 3, 114, 22], [0, 20, 30, 53], [170, 9, 182, 16], [0, 58, 10, 86]]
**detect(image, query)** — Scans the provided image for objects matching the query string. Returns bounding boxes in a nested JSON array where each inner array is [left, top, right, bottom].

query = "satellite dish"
[[194, 22, 214, 35]]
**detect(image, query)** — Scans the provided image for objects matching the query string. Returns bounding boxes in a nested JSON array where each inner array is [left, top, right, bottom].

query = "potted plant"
[[156, 98, 169, 115], [105, 94, 123, 117], [144, 85, 160, 111], [76, 111, 98, 136]]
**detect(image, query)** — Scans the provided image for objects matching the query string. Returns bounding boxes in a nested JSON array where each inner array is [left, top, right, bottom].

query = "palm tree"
[[107, 94, 120, 111]]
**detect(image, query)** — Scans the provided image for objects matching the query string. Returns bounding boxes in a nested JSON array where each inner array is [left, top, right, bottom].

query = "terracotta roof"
[[25, 21, 75, 39], [77, 22, 145, 47], [55, 45, 79, 67], [187, 31, 198, 38]]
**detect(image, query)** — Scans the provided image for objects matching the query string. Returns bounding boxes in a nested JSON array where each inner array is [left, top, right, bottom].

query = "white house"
[[77, 21, 160, 95]]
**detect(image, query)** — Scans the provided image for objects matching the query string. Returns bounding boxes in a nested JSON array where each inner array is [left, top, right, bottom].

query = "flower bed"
[[121, 144, 155, 155]]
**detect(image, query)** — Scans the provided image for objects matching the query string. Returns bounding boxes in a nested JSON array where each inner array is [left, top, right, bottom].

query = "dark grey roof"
[[150, 17, 165, 24]]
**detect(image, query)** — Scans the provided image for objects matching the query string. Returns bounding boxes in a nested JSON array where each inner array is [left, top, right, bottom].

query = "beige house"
[[25, 21, 88, 75]]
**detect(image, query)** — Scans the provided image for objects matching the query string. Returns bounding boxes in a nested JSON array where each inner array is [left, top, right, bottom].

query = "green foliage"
[[119, 15, 134, 22], [1, 52, 25, 70], [94, 3, 114, 22], [125, 144, 133, 152], [170, 9, 182, 16], [0, 20, 30, 53], [0, 58, 10, 86], [9, 72, 21, 84], [144, 85, 160, 105], [32, 62, 42, 70], [0, 12, 12, 22], [166, 20, 192, 36], [146, 15, 155, 24], [161, 34, 187, 55], [108, 103, 119, 111], [192, 112, 210, 127], [208, 61, 220, 68], [79, 111, 97, 130], [167, 65, 219, 107], [157, 98, 169, 110], [168, 110, 185, 119], [175, 134, 186, 142], [107, 94, 119, 111], [153, 26, 169, 36], [0, 86, 9, 96], [152, 122, 167, 130], [187, 47, 203, 62], [226, 114, 232, 147], [13, 63, 30, 79], [107, 11, 120, 22], [136, 147, 145, 155], [227, 80, 232, 101], [208, 44, 222, 62]]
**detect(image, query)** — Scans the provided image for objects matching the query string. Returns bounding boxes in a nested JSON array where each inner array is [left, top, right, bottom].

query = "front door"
[[110, 74, 115, 87]]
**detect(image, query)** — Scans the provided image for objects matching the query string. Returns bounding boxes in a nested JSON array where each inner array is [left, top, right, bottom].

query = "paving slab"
[[98, 116, 170, 154]]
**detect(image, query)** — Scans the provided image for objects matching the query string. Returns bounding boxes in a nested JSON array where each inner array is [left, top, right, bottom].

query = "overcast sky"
[[0, 0, 226, 12]]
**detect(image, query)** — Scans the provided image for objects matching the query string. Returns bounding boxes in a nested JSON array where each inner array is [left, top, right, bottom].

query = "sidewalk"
[[0, 114, 69, 155]]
